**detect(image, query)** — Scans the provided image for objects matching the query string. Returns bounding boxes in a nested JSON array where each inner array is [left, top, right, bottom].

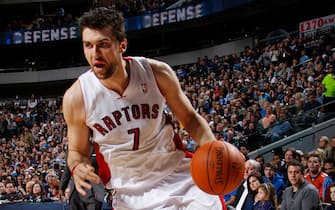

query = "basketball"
[[190, 140, 245, 195]]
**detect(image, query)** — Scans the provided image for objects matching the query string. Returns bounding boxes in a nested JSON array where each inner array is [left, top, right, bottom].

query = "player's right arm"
[[62, 80, 100, 195]]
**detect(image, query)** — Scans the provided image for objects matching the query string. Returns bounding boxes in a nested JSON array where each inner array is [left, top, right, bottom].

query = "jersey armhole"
[[137, 57, 166, 101]]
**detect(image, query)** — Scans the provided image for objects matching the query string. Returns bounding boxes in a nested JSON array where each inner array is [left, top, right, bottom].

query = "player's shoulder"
[[125, 56, 169, 70], [144, 57, 169, 69], [63, 80, 83, 105], [145, 57, 174, 77]]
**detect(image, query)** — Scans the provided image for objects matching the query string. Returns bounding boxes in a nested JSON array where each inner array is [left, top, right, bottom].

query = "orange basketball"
[[190, 140, 245, 195]]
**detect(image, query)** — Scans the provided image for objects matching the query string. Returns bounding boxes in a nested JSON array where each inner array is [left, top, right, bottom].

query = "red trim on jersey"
[[173, 132, 196, 158], [219, 195, 226, 210], [173, 133, 186, 151], [184, 151, 193, 158], [123, 57, 133, 61], [94, 142, 111, 185]]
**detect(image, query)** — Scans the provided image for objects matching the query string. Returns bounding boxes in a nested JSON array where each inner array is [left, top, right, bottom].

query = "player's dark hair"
[[79, 7, 126, 42]]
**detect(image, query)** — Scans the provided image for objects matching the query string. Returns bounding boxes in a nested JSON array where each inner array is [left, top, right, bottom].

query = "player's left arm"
[[148, 58, 215, 146]]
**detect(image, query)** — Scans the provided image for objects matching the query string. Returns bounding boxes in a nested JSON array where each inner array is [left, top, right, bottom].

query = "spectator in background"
[[280, 160, 321, 210], [269, 112, 293, 143], [0, 115, 7, 137], [263, 162, 286, 203], [186, 137, 197, 153], [299, 49, 310, 64], [6, 118, 17, 138], [242, 121, 264, 151], [299, 152, 310, 174], [318, 136, 332, 159], [27, 94, 38, 109], [329, 136, 335, 160], [261, 106, 276, 130], [314, 148, 328, 165], [239, 144, 250, 160], [23, 126, 34, 149], [305, 153, 328, 199], [278, 148, 297, 186], [30, 182, 49, 202], [323, 158, 335, 203], [326, 183, 335, 210], [227, 159, 261, 209], [63, 186, 70, 204], [303, 90, 322, 124], [24, 180, 34, 200], [244, 173, 264, 210], [322, 67, 335, 113], [271, 153, 283, 170], [4, 181, 24, 201], [255, 183, 278, 210], [0, 182, 6, 200], [255, 155, 265, 176], [315, 86, 324, 104], [16, 174, 26, 197], [48, 179, 60, 201]]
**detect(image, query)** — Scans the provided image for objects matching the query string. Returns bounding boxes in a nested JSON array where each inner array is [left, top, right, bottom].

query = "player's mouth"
[[93, 62, 106, 71]]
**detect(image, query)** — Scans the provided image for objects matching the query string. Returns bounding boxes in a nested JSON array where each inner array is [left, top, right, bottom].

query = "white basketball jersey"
[[79, 57, 223, 210]]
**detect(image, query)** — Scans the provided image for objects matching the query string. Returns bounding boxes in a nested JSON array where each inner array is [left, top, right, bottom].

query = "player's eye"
[[84, 42, 92, 49], [98, 42, 110, 48]]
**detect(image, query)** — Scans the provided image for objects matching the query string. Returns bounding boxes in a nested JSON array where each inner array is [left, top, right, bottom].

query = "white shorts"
[[112, 157, 224, 210]]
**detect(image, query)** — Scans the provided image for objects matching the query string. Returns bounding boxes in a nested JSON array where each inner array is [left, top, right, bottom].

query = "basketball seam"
[[207, 142, 214, 194], [222, 142, 230, 193]]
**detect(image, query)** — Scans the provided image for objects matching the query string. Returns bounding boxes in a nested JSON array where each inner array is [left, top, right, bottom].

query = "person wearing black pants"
[[60, 139, 104, 210]]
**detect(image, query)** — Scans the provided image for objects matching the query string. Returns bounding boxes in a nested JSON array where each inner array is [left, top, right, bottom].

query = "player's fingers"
[[84, 164, 100, 181], [75, 181, 89, 196], [73, 176, 93, 196], [80, 179, 92, 190], [75, 163, 100, 183]]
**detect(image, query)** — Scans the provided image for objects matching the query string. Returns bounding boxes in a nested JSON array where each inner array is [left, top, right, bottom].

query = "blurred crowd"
[[175, 28, 335, 152], [0, 94, 68, 203]]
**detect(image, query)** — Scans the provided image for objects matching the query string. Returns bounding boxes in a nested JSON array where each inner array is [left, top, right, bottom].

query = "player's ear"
[[120, 38, 127, 53]]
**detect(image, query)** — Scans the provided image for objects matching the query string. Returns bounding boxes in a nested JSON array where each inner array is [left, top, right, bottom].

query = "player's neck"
[[102, 60, 130, 96]]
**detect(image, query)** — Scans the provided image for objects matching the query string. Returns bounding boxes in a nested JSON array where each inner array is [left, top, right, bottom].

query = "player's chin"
[[92, 69, 105, 79], [95, 71, 115, 81]]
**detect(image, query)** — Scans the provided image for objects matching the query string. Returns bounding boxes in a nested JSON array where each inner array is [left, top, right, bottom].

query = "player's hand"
[[72, 162, 100, 196]]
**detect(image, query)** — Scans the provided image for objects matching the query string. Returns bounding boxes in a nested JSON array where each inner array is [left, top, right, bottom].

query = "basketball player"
[[62, 7, 225, 210]]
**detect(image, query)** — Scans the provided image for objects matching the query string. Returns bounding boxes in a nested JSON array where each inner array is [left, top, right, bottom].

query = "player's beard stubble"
[[93, 63, 117, 80]]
